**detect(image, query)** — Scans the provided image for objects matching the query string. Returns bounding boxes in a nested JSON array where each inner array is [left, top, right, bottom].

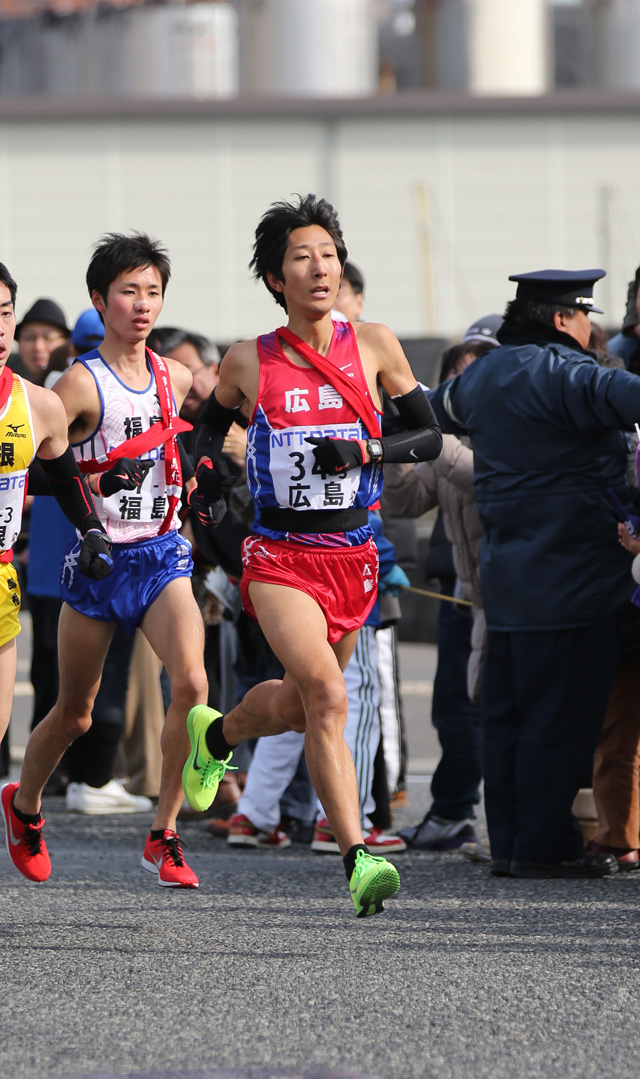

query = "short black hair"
[[342, 261, 365, 296], [503, 298, 579, 333], [439, 340, 496, 384], [0, 262, 17, 306], [250, 193, 348, 311], [86, 231, 171, 305]]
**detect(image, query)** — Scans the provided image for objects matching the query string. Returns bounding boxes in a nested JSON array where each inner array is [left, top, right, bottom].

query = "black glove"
[[187, 488, 228, 529], [98, 458, 154, 497], [304, 436, 364, 476], [78, 529, 113, 581], [195, 457, 236, 503]]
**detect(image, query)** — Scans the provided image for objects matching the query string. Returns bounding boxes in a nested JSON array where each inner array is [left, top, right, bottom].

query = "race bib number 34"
[[269, 424, 363, 511]]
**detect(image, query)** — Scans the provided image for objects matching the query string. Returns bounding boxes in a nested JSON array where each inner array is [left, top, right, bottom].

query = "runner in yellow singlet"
[[0, 262, 111, 882]]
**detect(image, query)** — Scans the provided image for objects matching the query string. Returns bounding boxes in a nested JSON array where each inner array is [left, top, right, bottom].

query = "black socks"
[[205, 715, 234, 760], [11, 794, 41, 826], [343, 844, 369, 881]]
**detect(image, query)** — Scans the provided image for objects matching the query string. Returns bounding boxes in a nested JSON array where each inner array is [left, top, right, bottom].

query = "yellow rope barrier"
[[403, 584, 475, 608]]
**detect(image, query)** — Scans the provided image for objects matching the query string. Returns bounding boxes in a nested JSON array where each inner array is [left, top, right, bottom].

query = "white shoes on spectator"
[[66, 779, 153, 815]]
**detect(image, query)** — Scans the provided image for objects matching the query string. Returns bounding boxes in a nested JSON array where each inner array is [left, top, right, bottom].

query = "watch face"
[[368, 439, 383, 461]]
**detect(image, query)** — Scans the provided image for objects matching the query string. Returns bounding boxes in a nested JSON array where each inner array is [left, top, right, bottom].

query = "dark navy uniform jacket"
[[429, 332, 640, 631]]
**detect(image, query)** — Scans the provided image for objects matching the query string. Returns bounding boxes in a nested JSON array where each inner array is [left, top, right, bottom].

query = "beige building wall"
[[0, 98, 639, 344]]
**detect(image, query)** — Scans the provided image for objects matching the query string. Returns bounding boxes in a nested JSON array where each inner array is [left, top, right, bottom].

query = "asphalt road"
[[4, 616, 640, 1079]]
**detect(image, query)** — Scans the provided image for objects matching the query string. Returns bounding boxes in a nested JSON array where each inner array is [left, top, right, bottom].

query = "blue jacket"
[[429, 334, 640, 631]]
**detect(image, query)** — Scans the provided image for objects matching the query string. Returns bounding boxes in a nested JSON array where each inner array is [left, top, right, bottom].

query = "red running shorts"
[[240, 534, 379, 644]]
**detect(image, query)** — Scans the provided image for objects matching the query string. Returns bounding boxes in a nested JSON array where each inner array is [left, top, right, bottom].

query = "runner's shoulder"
[[352, 321, 398, 350], [162, 354, 192, 396]]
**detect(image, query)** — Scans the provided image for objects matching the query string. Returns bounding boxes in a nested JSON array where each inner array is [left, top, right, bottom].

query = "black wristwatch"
[[366, 438, 384, 464]]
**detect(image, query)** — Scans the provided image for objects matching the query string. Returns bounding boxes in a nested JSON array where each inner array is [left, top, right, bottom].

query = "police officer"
[[430, 269, 640, 878]]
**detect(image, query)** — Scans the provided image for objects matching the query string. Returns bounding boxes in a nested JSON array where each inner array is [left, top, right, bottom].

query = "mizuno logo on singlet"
[[5, 424, 26, 438]]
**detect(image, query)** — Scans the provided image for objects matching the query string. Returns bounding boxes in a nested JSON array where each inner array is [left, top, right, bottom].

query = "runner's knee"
[[168, 663, 208, 707], [54, 707, 93, 741], [300, 672, 347, 724]]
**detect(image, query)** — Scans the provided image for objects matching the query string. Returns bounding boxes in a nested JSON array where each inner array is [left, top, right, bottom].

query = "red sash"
[[276, 324, 382, 439], [78, 349, 192, 535], [0, 366, 13, 412]]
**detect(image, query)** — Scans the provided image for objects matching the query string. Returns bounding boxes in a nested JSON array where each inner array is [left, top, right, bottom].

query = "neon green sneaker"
[[182, 705, 234, 812], [349, 849, 401, 918]]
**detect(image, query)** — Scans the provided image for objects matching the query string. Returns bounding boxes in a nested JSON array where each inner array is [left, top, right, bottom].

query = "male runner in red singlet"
[[183, 194, 442, 917], [0, 261, 112, 881], [4, 234, 227, 888]]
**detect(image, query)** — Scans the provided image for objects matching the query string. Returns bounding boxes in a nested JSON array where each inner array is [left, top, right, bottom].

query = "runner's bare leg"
[[14, 605, 115, 815], [141, 576, 208, 833], [220, 582, 363, 856]]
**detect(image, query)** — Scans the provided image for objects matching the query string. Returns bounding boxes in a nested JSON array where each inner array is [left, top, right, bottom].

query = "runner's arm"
[[32, 388, 112, 578], [310, 322, 442, 469]]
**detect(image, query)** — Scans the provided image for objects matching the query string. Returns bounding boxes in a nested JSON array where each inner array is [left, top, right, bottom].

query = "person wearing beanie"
[[10, 297, 70, 383], [608, 266, 640, 374]]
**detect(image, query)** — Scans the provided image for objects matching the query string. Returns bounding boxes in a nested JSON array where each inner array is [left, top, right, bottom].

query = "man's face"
[[165, 340, 218, 421], [336, 278, 364, 323], [17, 320, 66, 376], [0, 283, 16, 371], [269, 225, 342, 317], [554, 308, 592, 351], [92, 264, 163, 345]]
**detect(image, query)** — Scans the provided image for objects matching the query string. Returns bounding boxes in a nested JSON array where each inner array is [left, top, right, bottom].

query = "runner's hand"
[[187, 488, 228, 529], [195, 457, 236, 503], [98, 458, 153, 497], [305, 436, 364, 475], [78, 529, 113, 581]]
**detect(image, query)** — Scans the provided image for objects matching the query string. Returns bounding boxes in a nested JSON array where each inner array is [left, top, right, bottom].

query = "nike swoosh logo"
[[7, 811, 21, 848], [192, 734, 203, 771], [409, 449, 418, 459]]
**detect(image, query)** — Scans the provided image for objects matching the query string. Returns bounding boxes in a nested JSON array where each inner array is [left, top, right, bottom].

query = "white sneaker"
[[66, 779, 153, 815]]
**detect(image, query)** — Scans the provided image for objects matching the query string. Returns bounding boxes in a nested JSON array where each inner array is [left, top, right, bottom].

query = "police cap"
[[508, 269, 606, 314]]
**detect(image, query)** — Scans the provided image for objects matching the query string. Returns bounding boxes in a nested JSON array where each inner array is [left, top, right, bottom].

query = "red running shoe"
[[311, 817, 407, 854], [364, 827, 407, 854], [141, 830, 199, 888], [227, 813, 291, 849], [0, 782, 51, 883]]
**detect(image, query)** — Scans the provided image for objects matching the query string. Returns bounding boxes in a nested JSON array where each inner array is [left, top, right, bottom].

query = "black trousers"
[[482, 619, 619, 864]]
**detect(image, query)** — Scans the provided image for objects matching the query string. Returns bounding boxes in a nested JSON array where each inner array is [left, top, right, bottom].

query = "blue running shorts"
[[60, 530, 193, 636]]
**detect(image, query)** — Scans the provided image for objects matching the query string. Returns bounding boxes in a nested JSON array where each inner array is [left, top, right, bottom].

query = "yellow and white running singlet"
[[0, 373, 35, 646]]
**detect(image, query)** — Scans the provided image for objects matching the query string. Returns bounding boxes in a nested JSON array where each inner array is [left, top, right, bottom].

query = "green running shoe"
[[349, 849, 401, 918], [182, 705, 234, 812]]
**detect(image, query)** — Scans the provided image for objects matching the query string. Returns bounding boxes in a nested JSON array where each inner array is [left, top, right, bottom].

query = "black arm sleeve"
[[27, 458, 52, 496], [192, 389, 240, 463], [379, 386, 443, 464], [38, 447, 105, 536]]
